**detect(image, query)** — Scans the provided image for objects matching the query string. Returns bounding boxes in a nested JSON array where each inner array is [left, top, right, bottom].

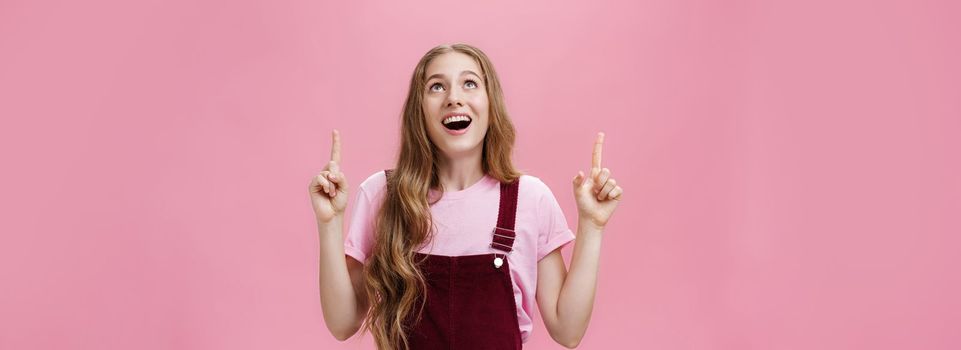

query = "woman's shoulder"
[[517, 173, 556, 197], [356, 169, 389, 197]]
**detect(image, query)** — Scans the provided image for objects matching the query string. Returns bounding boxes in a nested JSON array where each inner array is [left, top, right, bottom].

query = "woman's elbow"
[[333, 332, 353, 342], [558, 336, 582, 349], [549, 329, 583, 349], [326, 322, 360, 342], [332, 329, 357, 342]]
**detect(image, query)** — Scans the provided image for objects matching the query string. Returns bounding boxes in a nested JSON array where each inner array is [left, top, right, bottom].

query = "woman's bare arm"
[[317, 216, 369, 341], [537, 132, 623, 348], [311, 130, 368, 341], [536, 221, 603, 349]]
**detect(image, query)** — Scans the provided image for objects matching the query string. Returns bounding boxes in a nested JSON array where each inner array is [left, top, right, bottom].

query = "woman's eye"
[[429, 80, 477, 92]]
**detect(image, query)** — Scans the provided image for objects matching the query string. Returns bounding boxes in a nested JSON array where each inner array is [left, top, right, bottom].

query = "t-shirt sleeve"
[[344, 184, 377, 265], [535, 179, 576, 261]]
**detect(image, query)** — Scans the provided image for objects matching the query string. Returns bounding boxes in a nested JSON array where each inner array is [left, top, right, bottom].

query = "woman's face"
[[421, 52, 490, 161]]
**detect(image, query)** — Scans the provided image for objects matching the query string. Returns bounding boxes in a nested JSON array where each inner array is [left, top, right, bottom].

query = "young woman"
[[310, 43, 623, 350]]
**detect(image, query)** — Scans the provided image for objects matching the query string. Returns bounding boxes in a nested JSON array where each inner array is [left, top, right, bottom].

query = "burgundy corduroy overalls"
[[385, 169, 523, 350]]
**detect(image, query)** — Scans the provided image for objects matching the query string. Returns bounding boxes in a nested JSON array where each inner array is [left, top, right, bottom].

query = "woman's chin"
[[438, 139, 484, 158]]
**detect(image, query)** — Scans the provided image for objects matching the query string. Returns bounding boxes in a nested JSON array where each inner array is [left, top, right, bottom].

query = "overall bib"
[[385, 169, 523, 350]]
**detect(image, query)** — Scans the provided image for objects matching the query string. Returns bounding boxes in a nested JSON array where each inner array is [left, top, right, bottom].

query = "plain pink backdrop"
[[1, 0, 959, 349]]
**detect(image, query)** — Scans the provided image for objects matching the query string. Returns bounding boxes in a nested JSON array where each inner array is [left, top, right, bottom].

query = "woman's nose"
[[446, 89, 464, 106]]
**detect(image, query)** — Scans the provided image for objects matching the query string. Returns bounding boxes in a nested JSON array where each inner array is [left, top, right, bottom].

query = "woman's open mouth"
[[441, 114, 472, 135]]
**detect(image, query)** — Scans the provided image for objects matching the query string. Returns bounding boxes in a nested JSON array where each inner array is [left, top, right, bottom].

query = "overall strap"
[[491, 179, 519, 253]]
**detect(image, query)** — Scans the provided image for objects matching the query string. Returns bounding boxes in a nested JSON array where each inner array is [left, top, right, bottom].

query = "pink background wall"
[[2, 0, 959, 349]]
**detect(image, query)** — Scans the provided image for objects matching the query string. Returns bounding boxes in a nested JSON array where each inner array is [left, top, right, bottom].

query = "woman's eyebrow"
[[426, 70, 481, 82]]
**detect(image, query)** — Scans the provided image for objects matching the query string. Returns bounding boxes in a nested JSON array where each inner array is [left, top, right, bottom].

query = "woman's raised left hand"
[[573, 132, 623, 229]]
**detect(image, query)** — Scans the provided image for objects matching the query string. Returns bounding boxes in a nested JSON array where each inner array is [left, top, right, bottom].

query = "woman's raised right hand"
[[309, 130, 349, 223]]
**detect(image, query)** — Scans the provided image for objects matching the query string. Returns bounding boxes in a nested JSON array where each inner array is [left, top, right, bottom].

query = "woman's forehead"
[[425, 52, 482, 79]]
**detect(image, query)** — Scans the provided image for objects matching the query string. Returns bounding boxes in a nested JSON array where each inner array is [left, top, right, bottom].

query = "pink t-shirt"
[[343, 170, 576, 344]]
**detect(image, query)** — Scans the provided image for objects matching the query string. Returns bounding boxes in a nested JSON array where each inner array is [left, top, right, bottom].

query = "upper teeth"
[[443, 115, 471, 124]]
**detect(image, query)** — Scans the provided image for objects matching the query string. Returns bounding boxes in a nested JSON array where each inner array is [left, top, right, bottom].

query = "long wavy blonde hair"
[[358, 43, 523, 350]]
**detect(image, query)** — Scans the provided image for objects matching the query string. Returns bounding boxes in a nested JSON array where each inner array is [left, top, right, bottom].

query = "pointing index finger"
[[592, 132, 604, 170], [330, 129, 341, 163]]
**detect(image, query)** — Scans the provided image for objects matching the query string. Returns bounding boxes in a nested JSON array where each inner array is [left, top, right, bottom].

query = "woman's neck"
[[436, 151, 484, 192]]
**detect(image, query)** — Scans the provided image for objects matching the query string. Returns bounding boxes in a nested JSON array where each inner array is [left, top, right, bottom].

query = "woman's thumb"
[[573, 171, 585, 186]]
